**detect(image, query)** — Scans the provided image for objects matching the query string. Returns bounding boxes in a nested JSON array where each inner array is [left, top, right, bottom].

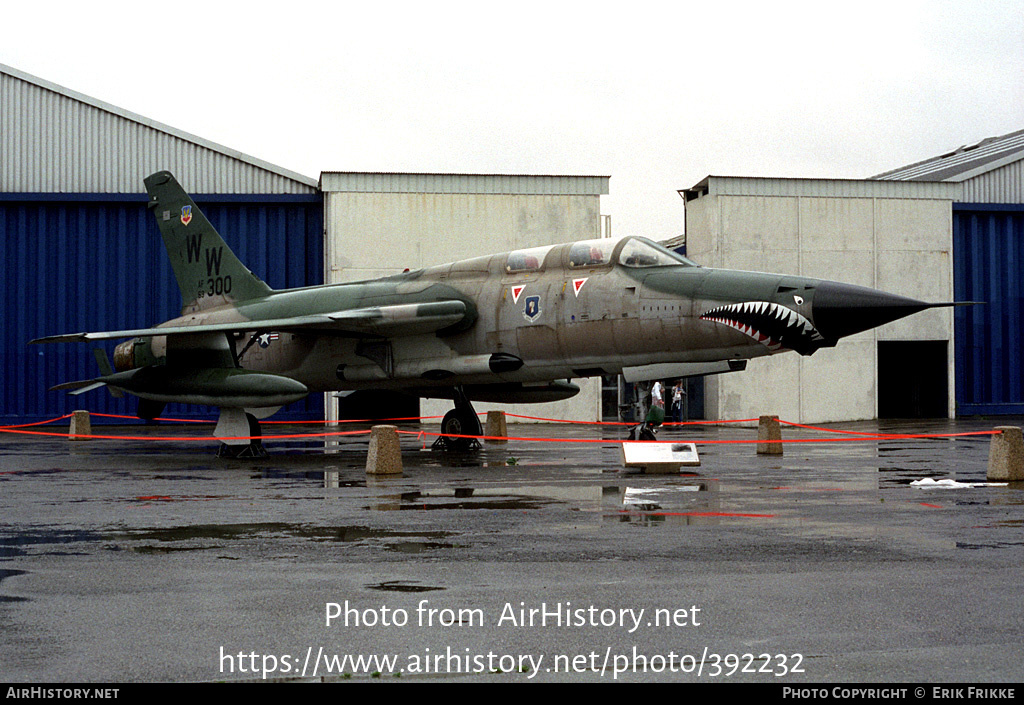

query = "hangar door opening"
[[877, 341, 948, 418], [953, 205, 1024, 415]]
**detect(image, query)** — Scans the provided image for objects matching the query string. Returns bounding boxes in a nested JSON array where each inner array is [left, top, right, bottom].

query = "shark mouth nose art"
[[700, 301, 826, 355]]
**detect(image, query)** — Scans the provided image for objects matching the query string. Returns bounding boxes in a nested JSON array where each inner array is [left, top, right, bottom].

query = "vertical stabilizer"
[[144, 171, 273, 313]]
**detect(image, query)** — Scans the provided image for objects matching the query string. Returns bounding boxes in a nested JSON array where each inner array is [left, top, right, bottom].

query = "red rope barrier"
[[503, 413, 761, 426], [0, 411, 1004, 446], [262, 415, 446, 424], [0, 414, 73, 429], [0, 427, 373, 442], [397, 428, 1001, 446], [86, 412, 446, 425]]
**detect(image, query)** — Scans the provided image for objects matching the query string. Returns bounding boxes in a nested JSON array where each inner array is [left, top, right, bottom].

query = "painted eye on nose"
[[794, 295, 804, 305]]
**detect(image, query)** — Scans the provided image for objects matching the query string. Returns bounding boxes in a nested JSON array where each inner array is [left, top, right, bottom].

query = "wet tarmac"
[[1, 416, 1022, 683]]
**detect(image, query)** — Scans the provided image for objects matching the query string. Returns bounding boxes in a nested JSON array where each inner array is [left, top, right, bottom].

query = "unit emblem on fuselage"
[[523, 295, 542, 322]]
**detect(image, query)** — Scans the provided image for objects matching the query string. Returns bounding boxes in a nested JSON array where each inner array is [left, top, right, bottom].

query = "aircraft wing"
[[31, 300, 469, 344]]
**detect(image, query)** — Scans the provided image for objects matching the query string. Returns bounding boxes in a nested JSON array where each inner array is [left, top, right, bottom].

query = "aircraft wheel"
[[137, 399, 166, 423], [440, 407, 479, 450], [440, 409, 467, 450]]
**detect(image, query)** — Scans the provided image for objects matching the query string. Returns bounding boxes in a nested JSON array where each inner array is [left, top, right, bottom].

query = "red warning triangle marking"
[[572, 278, 588, 297], [511, 285, 525, 304]]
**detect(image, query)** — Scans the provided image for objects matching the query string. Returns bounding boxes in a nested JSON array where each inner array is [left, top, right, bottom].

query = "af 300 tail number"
[[186, 233, 232, 298]]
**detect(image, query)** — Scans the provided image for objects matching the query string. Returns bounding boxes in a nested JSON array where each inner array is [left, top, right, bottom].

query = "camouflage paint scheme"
[[33, 171, 947, 445]]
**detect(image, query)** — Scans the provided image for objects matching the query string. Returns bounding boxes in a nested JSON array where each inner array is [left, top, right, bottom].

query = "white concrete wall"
[[323, 189, 605, 422], [686, 183, 955, 423], [324, 192, 601, 280]]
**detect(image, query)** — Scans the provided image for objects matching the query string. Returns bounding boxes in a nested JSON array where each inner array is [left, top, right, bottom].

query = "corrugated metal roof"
[[682, 175, 962, 201], [959, 160, 1024, 203], [320, 171, 609, 195], [0, 63, 318, 194], [871, 128, 1024, 183], [661, 233, 686, 249]]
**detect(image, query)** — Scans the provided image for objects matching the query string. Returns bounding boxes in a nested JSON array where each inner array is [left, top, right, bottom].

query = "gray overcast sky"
[[4, 0, 1023, 239]]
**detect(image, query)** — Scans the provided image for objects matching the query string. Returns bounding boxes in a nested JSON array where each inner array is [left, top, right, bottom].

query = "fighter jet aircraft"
[[32, 170, 956, 454]]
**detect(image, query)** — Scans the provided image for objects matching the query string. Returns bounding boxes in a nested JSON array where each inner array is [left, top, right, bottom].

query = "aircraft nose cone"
[[811, 281, 932, 342]]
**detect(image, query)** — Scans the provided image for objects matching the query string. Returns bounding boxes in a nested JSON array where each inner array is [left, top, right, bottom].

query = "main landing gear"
[[433, 386, 482, 452], [214, 409, 268, 458]]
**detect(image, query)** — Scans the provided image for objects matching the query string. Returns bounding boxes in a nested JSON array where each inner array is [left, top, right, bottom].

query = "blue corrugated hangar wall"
[[0, 193, 324, 423], [954, 203, 1024, 415]]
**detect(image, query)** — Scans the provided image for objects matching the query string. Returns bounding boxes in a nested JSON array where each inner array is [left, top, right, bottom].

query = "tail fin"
[[144, 171, 272, 313]]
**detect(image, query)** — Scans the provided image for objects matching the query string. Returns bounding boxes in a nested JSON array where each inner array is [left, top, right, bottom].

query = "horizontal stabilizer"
[[50, 379, 107, 395], [30, 300, 469, 344]]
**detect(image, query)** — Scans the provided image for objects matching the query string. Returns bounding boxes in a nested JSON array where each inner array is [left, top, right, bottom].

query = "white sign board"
[[621, 442, 700, 473]]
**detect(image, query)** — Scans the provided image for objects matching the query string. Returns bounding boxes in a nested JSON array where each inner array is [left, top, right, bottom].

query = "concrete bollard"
[[757, 415, 783, 455], [366, 425, 403, 475], [69, 410, 91, 441], [485, 410, 508, 444], [987, 426, 1024, 482]]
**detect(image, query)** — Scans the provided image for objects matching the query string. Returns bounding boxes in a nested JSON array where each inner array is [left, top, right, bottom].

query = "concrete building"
[[319, 171, 610, 421], [682, 176, 962, 423]]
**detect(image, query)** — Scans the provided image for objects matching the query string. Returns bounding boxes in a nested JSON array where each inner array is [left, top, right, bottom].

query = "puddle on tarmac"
[[0, 568, 26, 585], [956, 541, 1024, 550], [363, 481, 739, 525], [367, 493, 558, 511], [1, 523, 456, 555], [0, 568, 29, 603], [123, 523, 452, 543], [383, 541, 455, 553], [255, 470, 364, 483], [366, 580, 445, 593], [362, 481, 731, 524], [878, 468, 948, 488], [0, 529, 104, 557], [133, 544, 215, 554]]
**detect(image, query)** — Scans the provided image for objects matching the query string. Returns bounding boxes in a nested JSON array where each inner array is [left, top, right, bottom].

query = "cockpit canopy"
[[616, 237, 698, 268], [505, 244, 554, 273], [505, 236, 697, 274]]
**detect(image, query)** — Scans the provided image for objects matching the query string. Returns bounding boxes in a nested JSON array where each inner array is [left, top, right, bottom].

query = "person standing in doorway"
[[672, 380, 685, 423]]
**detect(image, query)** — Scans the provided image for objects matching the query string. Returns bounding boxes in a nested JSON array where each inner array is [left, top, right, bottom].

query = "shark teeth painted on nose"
[[700, 300, 825, 354]]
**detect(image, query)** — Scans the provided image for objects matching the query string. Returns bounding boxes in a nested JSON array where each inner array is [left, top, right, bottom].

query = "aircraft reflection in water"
[[350, 479, 724, 527], [33, 171, 955, 455]]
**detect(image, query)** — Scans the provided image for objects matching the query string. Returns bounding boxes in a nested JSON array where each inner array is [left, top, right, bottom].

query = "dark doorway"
[[336, 390, 420, 421], [877, 341, 948, 418]]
